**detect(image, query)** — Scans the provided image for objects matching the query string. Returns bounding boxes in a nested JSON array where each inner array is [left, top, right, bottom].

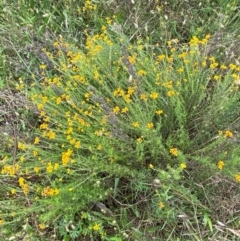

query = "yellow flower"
[[155, 109, 163, 115], [149, 92, 159, 99], [42, 186, 55, 197], [229, 63, 236, 70], [113, 106, 120, 114], [127, 86, 136, 95], [84, 92, 92, 101], [75, 141, 81, 149], [34, 137, 40, 144], [56, 97, 62, 105], [101, 25, 107, 31], [18, 142, 26, 150], [46, 162, 53, 173], [136, 136, 143, 143], [37, 103, 44, 110], [205, 34, 211, 40], [34, 166, 40, 173], [167, 90, 175, 97], [208, 56, 215, 62], [66, 127, 73, 135], [40, 123, 48, 130], [177, 68, 184, 73], [0, 219, 3, 226], [157, 54, 165, 61], [224, 130, 233, 138], [147, 122, 154, 129], [210, 62, 218, 69], [40, 64, 46, 70], [62, 149, 73, 166], [137, 70, 147, 76], [162, 81, 173, 88], [41, 96, 48, 104], [132, 122, 139, 128], [121, 107, 128, 113], [124, 94, 131, 103], [217, 161, 224, 170], [11, 189, 16, 195], [54, 163, 59, 171], [113, 87, 124, 97], [54, 189, 60, 195], [235, 174, 240, 183], [39, 223, 46, 230], [189, 36, 201, 45], [93, 223, 101, 231], [70, 139, 76, 145], [128, 56, 135, 64], [140, 93, 148, 101], [149, 163, 154, 169], [40, 110, 46, 117], [170, 148, 178, 157], [48, 130, 56, 139], [18, 177, 24, 186], [180, 163, 186, 169], [158, 202, 164, 209], [22, 184, 29, 195], [178, 52, 187, 58]]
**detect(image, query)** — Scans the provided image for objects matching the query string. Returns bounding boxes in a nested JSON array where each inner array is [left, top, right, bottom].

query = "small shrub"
[[0, 25, 239, 240]]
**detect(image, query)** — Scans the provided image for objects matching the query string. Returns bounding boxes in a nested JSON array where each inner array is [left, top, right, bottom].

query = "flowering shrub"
[[1, 26, 240, 239]]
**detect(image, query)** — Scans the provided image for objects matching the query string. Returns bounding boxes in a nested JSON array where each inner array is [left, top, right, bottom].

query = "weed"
[[0, 1, 239, 240]]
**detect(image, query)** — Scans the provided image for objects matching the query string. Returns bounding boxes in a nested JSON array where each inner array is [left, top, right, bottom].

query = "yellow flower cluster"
[[1, 164, 19, 176], [78, 0, 97, 14], [169, 148, 178, 157], [219, 130, 233, 138], [180, 163, 186, 169], [41, 186, 59, 197], [217, 160, 224, 170], [189, 34, 211, 46], [92, 223, 101, 231], [149, 92, 159, 99], [7, 27, 239, 228], [62, 149, 73, 166], [158, 201, 164, 209], [147, 122, 154, 129], [85, 31, 113, 56], [113, 86, 137, 104], [132, 122, 139, 128], [18, 177, 29, 195], [235, 174, 240, 183]]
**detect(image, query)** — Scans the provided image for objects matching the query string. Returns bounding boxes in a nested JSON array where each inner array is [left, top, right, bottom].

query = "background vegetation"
[[0, 0, 239, 240]]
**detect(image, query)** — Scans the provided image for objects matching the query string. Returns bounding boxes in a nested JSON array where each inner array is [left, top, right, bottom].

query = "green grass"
[[0, 1, 239, 240]]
